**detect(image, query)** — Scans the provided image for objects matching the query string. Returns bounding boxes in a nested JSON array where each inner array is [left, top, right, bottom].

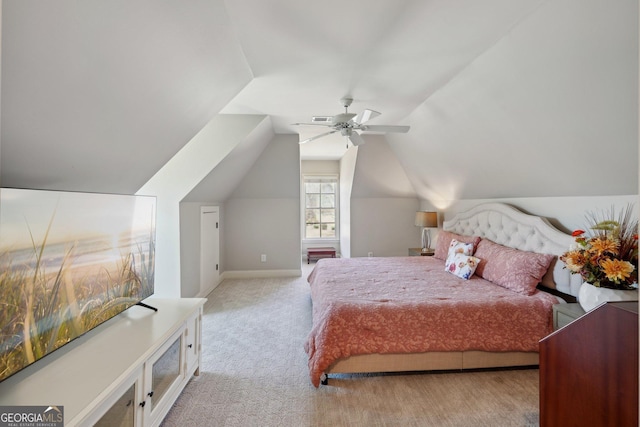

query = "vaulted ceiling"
[[1, 0, 637, 203]]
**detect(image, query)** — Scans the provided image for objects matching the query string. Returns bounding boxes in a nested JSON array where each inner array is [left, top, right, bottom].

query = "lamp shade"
[[415, 211, 438, 228]]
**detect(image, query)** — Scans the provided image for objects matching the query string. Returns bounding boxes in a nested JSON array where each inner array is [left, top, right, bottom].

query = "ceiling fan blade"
[[351, 109, 381, 125], [299, 130, 338, 144], [348, 131, 366, 146], [360, 125, 410, 133]]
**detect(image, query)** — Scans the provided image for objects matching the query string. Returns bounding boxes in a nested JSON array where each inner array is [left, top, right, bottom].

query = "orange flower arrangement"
[[560, 205, 638, 290]]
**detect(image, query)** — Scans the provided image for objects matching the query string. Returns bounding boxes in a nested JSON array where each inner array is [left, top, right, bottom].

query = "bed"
[[304, 203, 583, 387]]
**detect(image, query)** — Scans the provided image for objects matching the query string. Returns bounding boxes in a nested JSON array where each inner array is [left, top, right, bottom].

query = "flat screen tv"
[[0, 188, 156, 382]]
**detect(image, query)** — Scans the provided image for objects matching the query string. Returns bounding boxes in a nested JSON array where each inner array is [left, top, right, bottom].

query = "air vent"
[[311, 116, 332, 123]]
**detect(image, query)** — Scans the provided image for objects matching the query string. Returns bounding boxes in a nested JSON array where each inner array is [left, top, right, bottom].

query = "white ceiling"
[[220, 0, 548, 159], [1, 0, 637, 201]]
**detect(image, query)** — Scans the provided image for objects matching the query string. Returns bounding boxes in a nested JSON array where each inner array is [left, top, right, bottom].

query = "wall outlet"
[[261, 254, 267, 262], [367, 252, 373, 257]]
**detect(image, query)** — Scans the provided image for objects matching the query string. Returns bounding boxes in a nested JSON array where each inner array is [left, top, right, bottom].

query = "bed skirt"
[[327, 351, 539, 375]]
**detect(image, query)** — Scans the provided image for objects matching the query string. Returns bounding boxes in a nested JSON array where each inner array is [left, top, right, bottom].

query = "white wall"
[[424, 195, 639, 244], [137, 114, 267, 297], [178, 202, 219, 297], [348, 136, 421, 257], [339, 147, 358, 259], [301, 160, 339, 175], [225, 198, 300, 273], [223, 134, 301, 274], [350, 198, 421, 257]]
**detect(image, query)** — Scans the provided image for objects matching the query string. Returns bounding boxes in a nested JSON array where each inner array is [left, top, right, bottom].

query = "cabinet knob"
[[188, 344, 193, 349], [148, 391, 154, 397], [139, 401, 146, 408]]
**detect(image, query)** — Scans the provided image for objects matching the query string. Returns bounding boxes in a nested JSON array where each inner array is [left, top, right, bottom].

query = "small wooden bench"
[[307, 247, 336, 263]]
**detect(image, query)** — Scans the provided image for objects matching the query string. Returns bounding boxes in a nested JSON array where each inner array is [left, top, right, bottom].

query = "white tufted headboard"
[[443, 203, 583, 297]]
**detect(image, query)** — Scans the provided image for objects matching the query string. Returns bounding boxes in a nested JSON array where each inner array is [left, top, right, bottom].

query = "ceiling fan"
[[294, 97, 410, 147]]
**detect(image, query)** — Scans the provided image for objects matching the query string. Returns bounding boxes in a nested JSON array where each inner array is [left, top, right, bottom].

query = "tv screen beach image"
[[0, 189, 156, 382]]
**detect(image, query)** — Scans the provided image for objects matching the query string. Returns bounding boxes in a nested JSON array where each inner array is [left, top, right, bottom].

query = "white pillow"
[[446, 239, 474, 262], [446, 254, 481, 280]]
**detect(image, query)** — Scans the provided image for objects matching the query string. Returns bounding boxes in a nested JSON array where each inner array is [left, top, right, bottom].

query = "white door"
[[200, 206, 220, 296]]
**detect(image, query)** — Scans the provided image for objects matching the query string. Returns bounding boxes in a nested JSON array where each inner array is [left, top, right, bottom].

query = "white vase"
[[577, 282, 638, 312]]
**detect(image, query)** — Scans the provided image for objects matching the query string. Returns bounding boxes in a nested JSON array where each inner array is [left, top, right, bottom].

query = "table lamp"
[[415, 211, 438, 253]]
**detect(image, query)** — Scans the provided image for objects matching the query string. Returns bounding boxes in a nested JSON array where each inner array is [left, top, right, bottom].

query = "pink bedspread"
[[304, 256, 557, 387]]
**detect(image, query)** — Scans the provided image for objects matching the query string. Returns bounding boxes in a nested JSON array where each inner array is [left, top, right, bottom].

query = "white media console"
[[0, 297, 206, 427]]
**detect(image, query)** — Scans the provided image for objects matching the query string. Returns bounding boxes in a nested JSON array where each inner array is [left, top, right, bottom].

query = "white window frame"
[[302, 174, 339, 242]]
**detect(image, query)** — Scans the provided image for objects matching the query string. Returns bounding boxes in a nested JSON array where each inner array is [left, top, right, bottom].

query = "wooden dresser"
[[539, 301, 638, 427]]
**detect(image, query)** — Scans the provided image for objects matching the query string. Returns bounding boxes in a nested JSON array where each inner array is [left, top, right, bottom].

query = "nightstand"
[[409, 248, 434, 256], [553, 303, 585, 330]]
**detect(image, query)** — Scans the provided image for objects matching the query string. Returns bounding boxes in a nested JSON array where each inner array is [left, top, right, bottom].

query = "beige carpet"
[[161, 263, 540, 427]]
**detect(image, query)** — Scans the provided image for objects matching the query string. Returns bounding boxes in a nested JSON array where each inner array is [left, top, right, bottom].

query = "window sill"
[[303, 238, 339, 244]]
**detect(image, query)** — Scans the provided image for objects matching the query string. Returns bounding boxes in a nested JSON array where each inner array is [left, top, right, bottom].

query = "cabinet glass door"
[[149, 335, 182, 414], [94, 383, 136, 427]]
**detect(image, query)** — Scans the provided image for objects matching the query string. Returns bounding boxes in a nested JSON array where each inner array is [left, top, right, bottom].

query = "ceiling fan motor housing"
[[296, 97, 409, 145], [340, 97, 353, 108], [332, 113, 356, 124]]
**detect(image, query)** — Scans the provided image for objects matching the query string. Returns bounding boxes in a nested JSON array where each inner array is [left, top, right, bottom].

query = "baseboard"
[[195, 281, 220, 298], [221, 269, 302, 279]]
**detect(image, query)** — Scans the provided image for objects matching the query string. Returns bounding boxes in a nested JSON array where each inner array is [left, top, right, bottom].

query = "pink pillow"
[[434, 231, 481, 260], [473, 239, 555, 296]]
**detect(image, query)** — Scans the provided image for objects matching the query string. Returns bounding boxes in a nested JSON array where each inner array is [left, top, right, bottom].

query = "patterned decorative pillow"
[[446, 239, 475, 261], [445, 253, 481, 280], [473, 239, 555, 295], [434, 231, 481, 260]]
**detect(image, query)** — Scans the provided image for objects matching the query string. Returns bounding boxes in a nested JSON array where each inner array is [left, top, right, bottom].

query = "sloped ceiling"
[[220, 0, 550, 157], [1, 0, 252, 194], [182, 116, 274, 203], [1, 0, 637, 201], [389, 0, 639, 203], [350, 135, 417, 198]]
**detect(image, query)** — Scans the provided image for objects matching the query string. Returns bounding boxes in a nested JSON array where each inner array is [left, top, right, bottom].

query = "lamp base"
[[421, 228, 432, 253]]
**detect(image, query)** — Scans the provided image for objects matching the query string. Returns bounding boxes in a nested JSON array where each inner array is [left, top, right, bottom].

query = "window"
[[304, 176, 338, 239]]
